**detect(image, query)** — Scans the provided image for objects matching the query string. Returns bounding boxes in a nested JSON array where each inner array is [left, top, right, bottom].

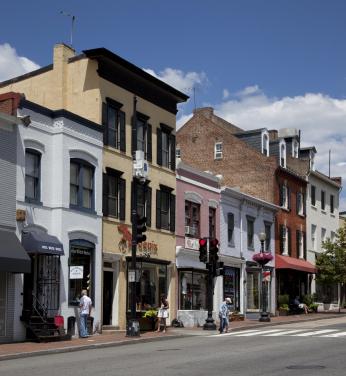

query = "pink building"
[[175, 161, 220, 327]]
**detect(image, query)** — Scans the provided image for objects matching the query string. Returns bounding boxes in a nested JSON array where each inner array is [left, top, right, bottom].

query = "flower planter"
[[138, 317, 156, 331], [230, 313, 245, 321], [278, 309, 289, 316]]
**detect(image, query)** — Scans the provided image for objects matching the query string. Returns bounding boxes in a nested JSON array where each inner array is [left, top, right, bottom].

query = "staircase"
[[102, 325, 121, 335]]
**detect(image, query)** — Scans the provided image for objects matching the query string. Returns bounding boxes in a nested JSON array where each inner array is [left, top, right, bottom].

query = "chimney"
[[193, 107, 214, 119], [331, 177, 342, 186], [53, 44, 75, 108]]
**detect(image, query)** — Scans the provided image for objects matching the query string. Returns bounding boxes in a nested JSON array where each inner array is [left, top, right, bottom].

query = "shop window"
[[209, 207, 216, 238], [185, 201, 200, 237], [223, 267, 240, 311], [25, 149, 41, 203], [179, 270, 207, 310], [70, 159, 95, 211], [127, 261, 167, 311], [69, 241, 94, 306]]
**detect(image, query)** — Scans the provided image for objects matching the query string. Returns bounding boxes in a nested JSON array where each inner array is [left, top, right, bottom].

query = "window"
[[296, 230, 304, 259], [223, 267, 240, 311], [321, 228, 326, 243], [69, 241, 94, 305], [70, 159, 94, 211], [209, 207, 216, 238], [311, 185, 316, 206], [157, 124, 175, 171], [292, 140, 299, 158], [321, 190, 325, 211], [279, 184, 290, 210], [25, 149, 41, 202], [247, 216, 255, 249], [214, 142, 223, 160], [103, 169, 125, 219], [185, 201, 200, 237], [156, 186, 175, 232], [296, 192, 304, 216], [265, 222, 271, 251], [280, 225, 290, 255], [102, 100, 126, 151], [132, 182, 152, 226], [331, 231, 336, 242], [311, 224, 317, 251], [133, 112, 152, 162], [280, 142, 286, 167], [179, 270, 207, 310], [262, 133, 269, 156], [176, 147, 181, 159], [127, 261, 167, 311], [330, 194, 335, 214], [228, 213, 235, 244]]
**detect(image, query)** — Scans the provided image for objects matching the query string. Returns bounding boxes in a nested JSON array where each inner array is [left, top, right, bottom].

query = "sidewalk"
[[1, 311, 345, 361]]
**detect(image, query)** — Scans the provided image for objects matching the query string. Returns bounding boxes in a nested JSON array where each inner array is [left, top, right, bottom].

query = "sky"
[[1, 0, 345, 209]]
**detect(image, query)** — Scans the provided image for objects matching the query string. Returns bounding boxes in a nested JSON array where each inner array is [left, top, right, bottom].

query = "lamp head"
[[259, 232, 266, 242]]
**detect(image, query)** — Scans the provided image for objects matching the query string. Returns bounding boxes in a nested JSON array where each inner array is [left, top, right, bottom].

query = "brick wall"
[[177, 110, 277, 203], [0, 92, 22, 115]]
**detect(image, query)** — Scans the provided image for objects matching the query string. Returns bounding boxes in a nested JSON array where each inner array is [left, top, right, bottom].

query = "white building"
[[219, 187, 278, 317], [306, 170, 342, 301], [15, 98, 103, 340]]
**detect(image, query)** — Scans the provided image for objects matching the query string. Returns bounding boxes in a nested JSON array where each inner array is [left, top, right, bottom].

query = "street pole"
[[259, 239, 270, 322], [203, 239, 216, 330]]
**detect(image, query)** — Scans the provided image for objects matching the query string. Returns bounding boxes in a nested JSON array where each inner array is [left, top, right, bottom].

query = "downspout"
[[239, 199, 245, 314]]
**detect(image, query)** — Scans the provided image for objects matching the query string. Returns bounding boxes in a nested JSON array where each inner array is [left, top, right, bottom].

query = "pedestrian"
[[157, 295, 169, 333], [219, 297, 232, 334], [294, 296, 308, 314], [79, 289, 92, 338]]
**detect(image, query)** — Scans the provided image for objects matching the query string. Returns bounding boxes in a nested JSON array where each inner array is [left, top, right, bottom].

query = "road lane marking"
[[320, 331, 346, 338], [234, 329, 283, 336], [262, 329, 306, 336], [293, 329, 338, 337], [209, 329, 261, 337]]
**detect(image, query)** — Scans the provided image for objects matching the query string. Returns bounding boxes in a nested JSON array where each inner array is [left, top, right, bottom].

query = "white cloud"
[[236, 85, 261, 97], [223, 89, 230, 99], [0, 43, 40, 82], [143, 67, 207, 95]]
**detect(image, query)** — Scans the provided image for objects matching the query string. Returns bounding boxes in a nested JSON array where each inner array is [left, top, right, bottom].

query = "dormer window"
[[292, 139, 299, 158], [280, 141, 286, 168], [310, 151, 315, 171], [262, 131, 269, 156], [214, 142, 223, 160]]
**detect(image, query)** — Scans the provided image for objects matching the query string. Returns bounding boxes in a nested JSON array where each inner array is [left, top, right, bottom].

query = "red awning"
[[276, 255, 316, 273]]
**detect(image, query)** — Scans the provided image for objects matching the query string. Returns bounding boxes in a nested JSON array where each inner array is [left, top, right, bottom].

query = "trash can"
[[67, 316, 76, 336], [87, 316, 94, 335]]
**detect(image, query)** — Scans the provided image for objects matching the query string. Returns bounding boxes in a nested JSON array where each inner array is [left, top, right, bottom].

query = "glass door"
[[246, 270, 261, 312]]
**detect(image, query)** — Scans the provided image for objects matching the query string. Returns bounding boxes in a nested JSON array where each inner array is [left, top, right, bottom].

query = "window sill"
[[25, 199, 43, 206], [331, 213, 335, 217], [321, 210, 327, 215], [69, 205, 97, 215], [311, 205, 317, 211]]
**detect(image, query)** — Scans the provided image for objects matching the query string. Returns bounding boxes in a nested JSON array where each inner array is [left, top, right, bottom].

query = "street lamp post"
[[253, 232, 272, 323]]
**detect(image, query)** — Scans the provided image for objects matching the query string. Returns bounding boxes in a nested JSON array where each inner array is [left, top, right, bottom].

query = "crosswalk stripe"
[[234, 329, 283, 336], [263, 329, 306, 336], [293, 329, 338, 337], [210, 329, 261, 337], [320, 331, 346, 338]]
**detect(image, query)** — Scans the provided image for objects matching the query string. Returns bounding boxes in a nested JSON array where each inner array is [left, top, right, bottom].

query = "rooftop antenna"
[[60, 11, 75, 47]]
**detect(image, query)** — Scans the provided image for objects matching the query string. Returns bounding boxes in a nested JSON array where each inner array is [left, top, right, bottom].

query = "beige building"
[[0, 44, 188, 330]]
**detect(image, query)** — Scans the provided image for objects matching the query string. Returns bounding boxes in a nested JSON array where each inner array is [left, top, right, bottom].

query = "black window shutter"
[[303, 193, 306, 216], [146, 186, 152, 227], [170, 134, 176, 171], [287, 187, 291, 210], [280, 225, 284, 254], [303, 232, 307, 259], [157, 128, 162, 166], [131, 116, 136, 158], [279, 185, 283, 206], [156, 189, 161, 229], [102, 173, 109, 216], [296, 230, 300, 258], [147, 123, 152, 162], [119, 110, 126, 152], [119, 178, 126, 221], [170, 193, 176, 232], [296, 193, 299, 215], [102, 102, 108, 146], [287, 227, 291, 256]]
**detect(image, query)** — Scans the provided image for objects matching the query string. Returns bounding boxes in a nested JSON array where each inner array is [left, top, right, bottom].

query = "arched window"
[[292, 140, 299, 158], [262, 133, 269, 156], [70, 159, 95, 211], [280, 142, 286, 168], [25, 148, 41, 203]]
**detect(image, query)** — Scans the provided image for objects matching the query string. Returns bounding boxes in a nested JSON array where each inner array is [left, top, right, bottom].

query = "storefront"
[[223, 266, 240, 311]]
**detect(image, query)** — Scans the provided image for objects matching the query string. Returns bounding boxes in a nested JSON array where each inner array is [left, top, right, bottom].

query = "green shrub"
[[279, 304, 289, 311], [277, 294, 289, 306], [302, 294, 314, 306], [142, 309, 158, 318]]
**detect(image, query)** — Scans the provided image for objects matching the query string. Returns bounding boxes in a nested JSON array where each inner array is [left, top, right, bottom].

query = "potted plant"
[[230, 311, 245, 321], [308, 303, 319, 313], [140, 309, 158, 331], [278, 304, 290, 316]]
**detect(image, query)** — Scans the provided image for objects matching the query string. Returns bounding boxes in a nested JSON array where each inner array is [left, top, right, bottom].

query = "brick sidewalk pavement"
[[1, 311, 345, 361]]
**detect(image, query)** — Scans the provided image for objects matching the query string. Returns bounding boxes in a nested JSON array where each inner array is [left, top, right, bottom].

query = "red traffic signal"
[[199, 238, 207, 247], [199, 238, 208, 263], [209, 238, 219, 248]]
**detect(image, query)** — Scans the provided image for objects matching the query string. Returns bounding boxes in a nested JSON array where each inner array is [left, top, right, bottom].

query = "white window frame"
[[282, 226, 288, 256], [261, 131, 269, 156], [297, 192, 304, 215], [298, 231, 304, 259], [321, 228, 326, 243], [176, 147, 181, 159], [312, 224, 317, 251], [214, 142, 223, 160], [281, 185, 288, 209], [279, 140, 286, 168], [292, 139, 299, 158]]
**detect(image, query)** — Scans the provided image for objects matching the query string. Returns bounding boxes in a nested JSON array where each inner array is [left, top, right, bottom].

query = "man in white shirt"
[[79, 290, 92, 338]]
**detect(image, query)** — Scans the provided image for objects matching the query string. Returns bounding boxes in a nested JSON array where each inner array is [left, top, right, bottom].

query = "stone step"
[[102, 325, 121, 335]]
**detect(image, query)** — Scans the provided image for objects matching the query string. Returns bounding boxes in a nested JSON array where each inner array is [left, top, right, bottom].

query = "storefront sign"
[[117, 225, 158, 257], [69, 265, 84, 279], [184, 237, 199, 250]]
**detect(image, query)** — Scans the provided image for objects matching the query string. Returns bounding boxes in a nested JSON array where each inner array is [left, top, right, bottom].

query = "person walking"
[[79, 289, 92, 338], [219, 297, 232, 334], [157, 295, 169, 333]]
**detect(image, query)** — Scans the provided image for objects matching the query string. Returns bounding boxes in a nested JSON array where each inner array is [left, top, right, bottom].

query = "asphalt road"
[[1, 317, 346, 376]]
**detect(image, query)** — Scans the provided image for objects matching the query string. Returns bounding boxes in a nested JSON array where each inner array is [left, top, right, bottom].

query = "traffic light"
[[199, 238, 208, 263], [214, 261, 224, 277], [136, 214, 147, 244], [209, 238, 219, 263]]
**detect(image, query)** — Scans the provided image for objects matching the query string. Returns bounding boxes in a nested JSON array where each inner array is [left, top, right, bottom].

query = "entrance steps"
[[102, 325, 121, 335]]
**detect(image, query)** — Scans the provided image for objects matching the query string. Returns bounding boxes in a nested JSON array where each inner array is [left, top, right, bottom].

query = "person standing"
[[219, 297, 232, 334], [157, 295, 169, 333], [79, 289, 92, 338]]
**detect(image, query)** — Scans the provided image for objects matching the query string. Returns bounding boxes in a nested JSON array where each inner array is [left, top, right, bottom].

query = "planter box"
[[278, 309, 289, 316], [230, 314, 245, 321], [138, 317, 156, 331]]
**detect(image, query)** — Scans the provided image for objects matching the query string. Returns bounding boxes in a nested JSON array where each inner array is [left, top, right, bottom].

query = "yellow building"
[[0, 44, 188, 330]]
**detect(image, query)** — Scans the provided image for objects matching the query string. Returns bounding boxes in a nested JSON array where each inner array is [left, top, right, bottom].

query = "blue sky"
[[1, 0, 346, 208]]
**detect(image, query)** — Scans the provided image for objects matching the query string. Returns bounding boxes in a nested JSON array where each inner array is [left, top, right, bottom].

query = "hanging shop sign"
[[69, 265, 84, 279], [117, 224, 158, 258]]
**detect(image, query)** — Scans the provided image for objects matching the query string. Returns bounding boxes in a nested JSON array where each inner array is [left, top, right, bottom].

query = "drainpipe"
[[239, 199, 245, 314]]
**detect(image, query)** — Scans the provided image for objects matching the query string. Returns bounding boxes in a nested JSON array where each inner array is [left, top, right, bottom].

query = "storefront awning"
[[22, 231, 64, 256], [0, 229, 31, 273], [276, 254, 316, 273]]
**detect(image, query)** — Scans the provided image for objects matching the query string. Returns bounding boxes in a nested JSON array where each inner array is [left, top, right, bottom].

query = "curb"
[[1, 313, 344, 362]]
